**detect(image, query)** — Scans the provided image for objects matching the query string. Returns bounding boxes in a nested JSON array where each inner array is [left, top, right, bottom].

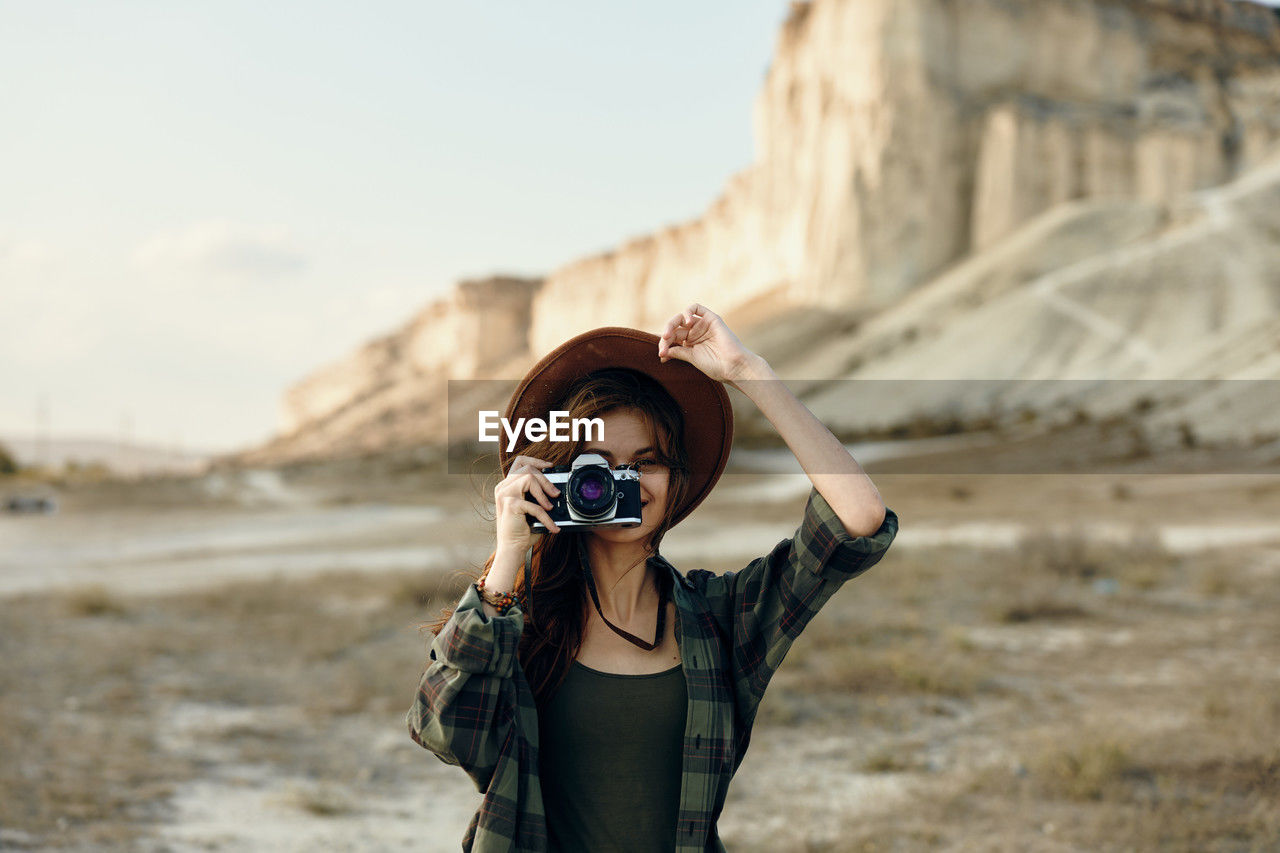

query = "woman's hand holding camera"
[[496, 455, 562, 547], [486, 456, 562, 600]]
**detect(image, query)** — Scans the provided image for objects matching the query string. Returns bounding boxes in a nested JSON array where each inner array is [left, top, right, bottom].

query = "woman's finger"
[[660, 321, 692, 361], [513, 498, 560, 533], [496, 465, 527, 497], [500, 456, 552, 488], [663, 345, 692, 364], [507, 456, 552, 478], [515, 464, 559, 499], [528, 467, 561, 501], [659, 315, 684, 357], [502, 468, 558, 509], [496, 465, 530, 496], [519, 471, 555, 510], [660, 306, 717, 359], [497, 470, 549, 509]]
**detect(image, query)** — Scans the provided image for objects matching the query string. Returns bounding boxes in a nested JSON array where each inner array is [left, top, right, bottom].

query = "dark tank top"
[[538, 660, 687, 853]]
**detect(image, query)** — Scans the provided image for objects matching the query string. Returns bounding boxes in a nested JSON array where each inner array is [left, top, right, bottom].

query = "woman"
[[408, 304, 899, 852]]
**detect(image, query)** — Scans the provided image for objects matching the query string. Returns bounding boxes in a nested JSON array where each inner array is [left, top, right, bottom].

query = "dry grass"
[[0, 568, 465, 849], [789, 642, 988, 699], [1029, 736, 1135, 801], [0, 600, 191, 848], [1193, 555, 1259, 599], [986, 574, 1092, 623], [957, 708, 1280, 850], [5, 490, 1279, 850], [58, 584, 131, 618], [758, 531, 1180, 724], [745, 525, 1280, 852], [272, 780, 358, 817], [993, 596, 1090, 623], [861, 748, 916, 774], [1016, 524, 1172, 584]]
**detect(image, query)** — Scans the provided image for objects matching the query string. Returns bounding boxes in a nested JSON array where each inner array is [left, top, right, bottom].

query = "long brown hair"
[[425, 368, 691, 705]]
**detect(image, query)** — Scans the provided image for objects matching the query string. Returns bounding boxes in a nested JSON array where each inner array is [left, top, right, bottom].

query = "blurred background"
[[3, 1, 1280, 849]]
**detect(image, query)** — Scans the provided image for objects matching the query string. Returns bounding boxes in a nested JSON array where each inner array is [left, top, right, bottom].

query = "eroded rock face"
[[254, 0, 1280, 464], [276, 277, 541, 439], [749, 150, 1280, 452], [531, 0, 1280, 355]]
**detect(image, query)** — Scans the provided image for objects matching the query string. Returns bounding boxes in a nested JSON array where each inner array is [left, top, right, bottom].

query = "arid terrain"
[[2, 431, 1279, 852]]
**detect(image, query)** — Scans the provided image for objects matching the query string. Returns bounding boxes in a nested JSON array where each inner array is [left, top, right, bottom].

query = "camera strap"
[[522, 546, 534, 624], [577, 536, 667, 651]]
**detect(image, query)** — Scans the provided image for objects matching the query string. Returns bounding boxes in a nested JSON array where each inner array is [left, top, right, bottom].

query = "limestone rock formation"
[[777, 151, 1280, 447], [528, 0, 1280, 355], [241, 277, 540, 464]]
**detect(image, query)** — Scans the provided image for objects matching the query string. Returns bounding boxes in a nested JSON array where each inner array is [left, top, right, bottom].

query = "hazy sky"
[[1, 1, 788, 454]]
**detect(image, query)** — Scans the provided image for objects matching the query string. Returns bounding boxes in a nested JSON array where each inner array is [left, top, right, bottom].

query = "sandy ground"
[[2, 429, 1279, 851]]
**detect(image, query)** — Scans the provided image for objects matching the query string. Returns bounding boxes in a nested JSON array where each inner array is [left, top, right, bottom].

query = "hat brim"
[[500, 326, 733, 528]]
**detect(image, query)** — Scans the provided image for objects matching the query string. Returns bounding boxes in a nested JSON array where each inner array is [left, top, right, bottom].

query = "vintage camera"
[[527, 452, 643, 531]]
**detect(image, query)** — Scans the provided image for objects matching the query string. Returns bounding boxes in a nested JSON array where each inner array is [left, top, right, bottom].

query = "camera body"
[[528, 452, 643, 531]]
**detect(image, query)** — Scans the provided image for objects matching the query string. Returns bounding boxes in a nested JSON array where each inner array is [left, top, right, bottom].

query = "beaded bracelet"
[[475, 575, 516, 614]]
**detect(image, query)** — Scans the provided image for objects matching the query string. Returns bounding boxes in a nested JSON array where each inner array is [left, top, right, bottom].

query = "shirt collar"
[[574, 535, 693, 591], [647, 551, 693, 591]]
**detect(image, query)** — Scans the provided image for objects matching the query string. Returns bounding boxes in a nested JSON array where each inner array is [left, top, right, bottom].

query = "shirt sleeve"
[[405, 582, 525, 792], [691, 488, 898, 730]]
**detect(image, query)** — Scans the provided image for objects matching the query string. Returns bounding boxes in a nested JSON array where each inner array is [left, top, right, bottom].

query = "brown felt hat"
[[499, 326, 733, 528]]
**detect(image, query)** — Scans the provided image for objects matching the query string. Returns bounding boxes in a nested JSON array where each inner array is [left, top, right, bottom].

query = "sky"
[[0, 1, 789, 455]]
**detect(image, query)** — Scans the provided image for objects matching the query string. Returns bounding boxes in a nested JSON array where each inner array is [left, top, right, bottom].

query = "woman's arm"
[[406, 584, 527, 791], [688, 488, 898, 730], [659, 303, 898, 730], [658, 302, 885, 537], [728, 356, 885, 536]]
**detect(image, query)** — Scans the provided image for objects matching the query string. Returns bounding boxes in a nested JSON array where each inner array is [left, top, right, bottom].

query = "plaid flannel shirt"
[[407, 488, 899, 852]]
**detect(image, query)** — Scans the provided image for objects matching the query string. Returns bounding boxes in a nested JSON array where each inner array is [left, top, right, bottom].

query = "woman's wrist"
[[475, 575, 517, 613], [485, 547, 523, 594], [726, 352, 776, 391]]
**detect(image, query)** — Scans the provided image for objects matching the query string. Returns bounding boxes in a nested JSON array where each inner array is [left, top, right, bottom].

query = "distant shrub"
[[0, 442, 17, 476], [1032, 738, 1134, 801], [61, 586, 129, 618], [1016, 525, 1171, 584]]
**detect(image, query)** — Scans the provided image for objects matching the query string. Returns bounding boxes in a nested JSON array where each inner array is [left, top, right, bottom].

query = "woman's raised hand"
[[657, 303, 759, 385], [494, 455, 561, 558]]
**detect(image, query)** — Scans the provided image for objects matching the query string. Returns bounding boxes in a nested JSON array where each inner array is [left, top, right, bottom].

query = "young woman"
[[408, 304, 899, 852]]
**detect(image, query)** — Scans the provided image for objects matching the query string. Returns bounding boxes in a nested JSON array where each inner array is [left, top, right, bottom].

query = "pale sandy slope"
[[740, 151, 1280, 449]]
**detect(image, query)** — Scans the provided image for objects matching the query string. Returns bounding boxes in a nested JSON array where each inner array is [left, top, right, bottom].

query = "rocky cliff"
[[233, 0, 1280, 465], [773, 150, 1280, 447], [529, 0, 1280, 354], [247, 277, 540, 463]]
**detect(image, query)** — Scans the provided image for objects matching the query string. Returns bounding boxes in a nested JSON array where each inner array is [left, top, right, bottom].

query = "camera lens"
[[567, 467, 615, 518], [577, 477, 604, 502]]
